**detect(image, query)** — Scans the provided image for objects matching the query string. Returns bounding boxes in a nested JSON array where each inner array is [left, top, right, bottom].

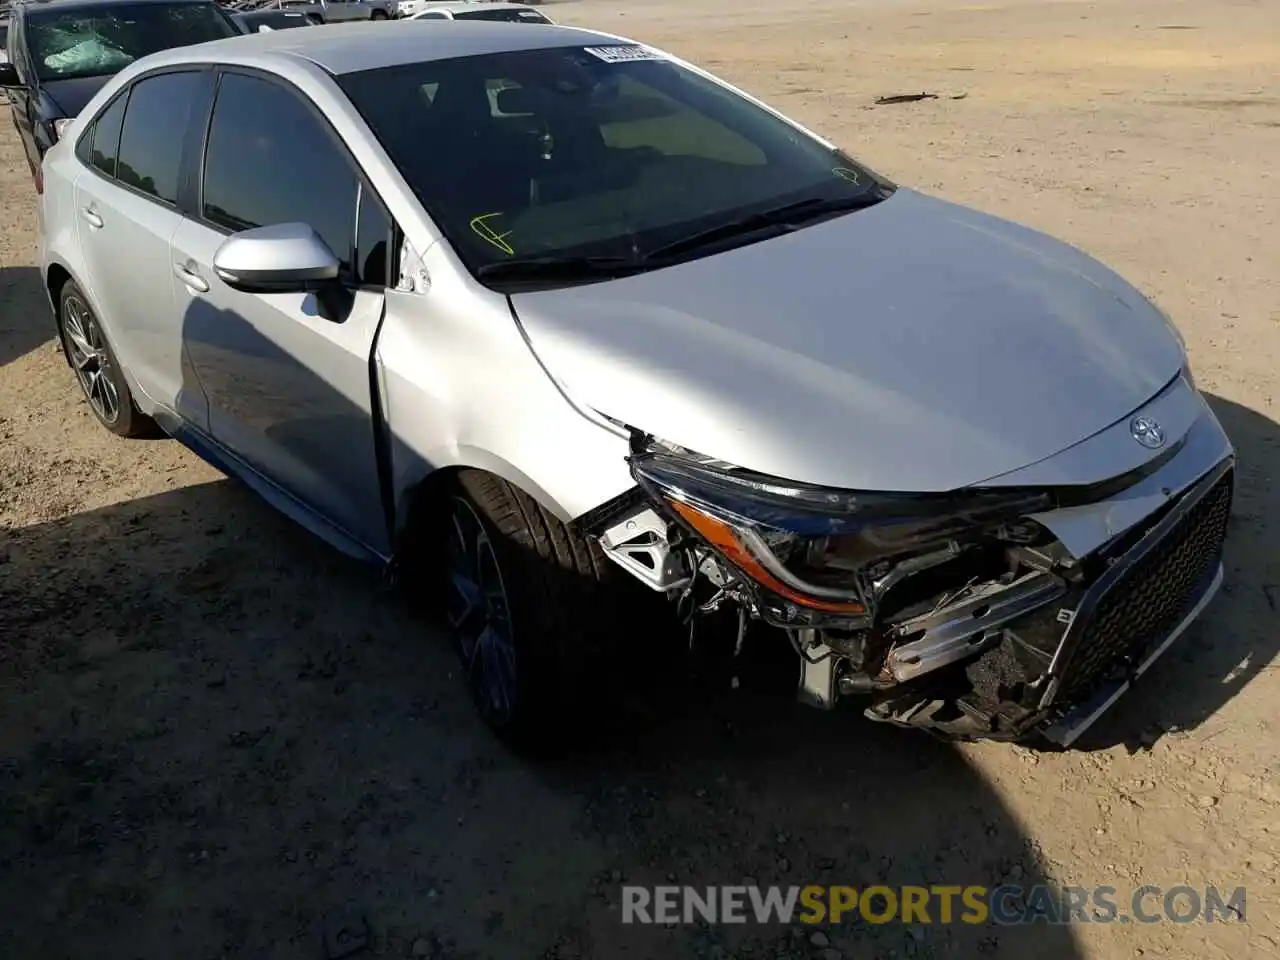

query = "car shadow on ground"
[[1078, 392, 1280, 751], [0, 478, 1084, 960], [0, 265, 51, 369]]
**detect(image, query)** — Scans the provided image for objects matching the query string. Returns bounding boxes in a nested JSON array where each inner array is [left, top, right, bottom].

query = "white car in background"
[[401, 2, 552, 24]]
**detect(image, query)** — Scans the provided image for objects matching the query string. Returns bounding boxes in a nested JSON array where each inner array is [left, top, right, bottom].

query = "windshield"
[[28, 2, 238, 82], [338, 45, 892, 286], [455, 8, 551, 23]]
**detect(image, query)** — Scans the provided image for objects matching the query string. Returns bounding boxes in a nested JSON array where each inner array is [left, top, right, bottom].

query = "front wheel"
[[370, 9, 388, 19], [438, 471, 625, 747]]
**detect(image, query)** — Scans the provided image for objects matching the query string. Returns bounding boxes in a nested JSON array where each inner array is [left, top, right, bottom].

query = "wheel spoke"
[[87, 371, 106, 418], [64, 310, 94, 361], [475, 624, 513, 716], [446, 570, 483, 632], [98, 368, 120, 421], [444, 497, 518, 724]]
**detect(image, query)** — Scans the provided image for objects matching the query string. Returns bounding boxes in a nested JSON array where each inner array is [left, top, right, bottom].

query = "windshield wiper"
[[475, 255, 651, 285], [644, 191, 889, 261]]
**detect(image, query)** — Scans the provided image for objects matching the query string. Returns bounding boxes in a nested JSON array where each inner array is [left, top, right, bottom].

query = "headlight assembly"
[[630, 446, 1052, 620]]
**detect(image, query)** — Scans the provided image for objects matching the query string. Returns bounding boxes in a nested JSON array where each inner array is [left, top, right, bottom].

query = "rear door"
[[171, 68, 393, 556], [72, 68, 213, 427]]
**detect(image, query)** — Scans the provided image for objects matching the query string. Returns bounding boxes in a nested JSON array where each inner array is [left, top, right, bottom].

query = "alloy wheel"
[[62, 295, 120, 426], [444, 496, 518, 724]]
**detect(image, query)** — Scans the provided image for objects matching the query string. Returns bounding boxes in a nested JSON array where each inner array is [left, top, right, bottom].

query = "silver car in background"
[[38, 23, 1233, 749]]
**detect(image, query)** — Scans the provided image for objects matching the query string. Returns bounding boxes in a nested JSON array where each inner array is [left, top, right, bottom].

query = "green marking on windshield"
[[470, 212, 515, 256]]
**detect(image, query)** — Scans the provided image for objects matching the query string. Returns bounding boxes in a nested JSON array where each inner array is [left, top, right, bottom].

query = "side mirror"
[[0, 62, 21, 88], [212, 222, 340, 294]]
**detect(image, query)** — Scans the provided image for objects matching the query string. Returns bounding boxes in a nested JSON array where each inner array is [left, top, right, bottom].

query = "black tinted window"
[[116, 71, 201, 203], [355, 186, 391, 286], [203, 72, 357, 273], [88, 92, 128, 178]]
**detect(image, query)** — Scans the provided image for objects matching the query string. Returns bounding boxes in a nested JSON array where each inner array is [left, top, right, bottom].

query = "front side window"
[[25, 2, 238, 82], [202, 72, 358, 276], [337, 45, 891, 286], [116, 70, 202, 203]]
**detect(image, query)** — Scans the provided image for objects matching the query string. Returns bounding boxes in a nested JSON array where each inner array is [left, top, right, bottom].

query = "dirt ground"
[[2, 0, 1278, 956]]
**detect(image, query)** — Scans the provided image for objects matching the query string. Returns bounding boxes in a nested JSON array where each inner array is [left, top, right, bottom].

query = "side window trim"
[[196, 66, 399, 289]]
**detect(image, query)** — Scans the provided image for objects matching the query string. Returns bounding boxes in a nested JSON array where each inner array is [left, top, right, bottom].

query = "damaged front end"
[[581, 420, 1234, 747]]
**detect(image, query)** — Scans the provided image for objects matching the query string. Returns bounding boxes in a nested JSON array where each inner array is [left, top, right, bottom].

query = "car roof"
[[11, 0, 214, 14], [144, 20, 626, 76]]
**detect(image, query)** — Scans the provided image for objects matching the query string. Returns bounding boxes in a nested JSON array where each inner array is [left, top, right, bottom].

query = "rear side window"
[[202, 71, 358, 275], [116, 70, 202, 203], [81, 92, 129, 175]]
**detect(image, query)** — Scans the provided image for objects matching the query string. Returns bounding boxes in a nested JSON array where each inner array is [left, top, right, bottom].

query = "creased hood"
[[510, 188, 1185, 492]]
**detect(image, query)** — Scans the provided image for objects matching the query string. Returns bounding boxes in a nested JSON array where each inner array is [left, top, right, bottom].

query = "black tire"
[[57, 280, 158, 438], [438, 469, 630, 748], [370, 9, 388, 19]]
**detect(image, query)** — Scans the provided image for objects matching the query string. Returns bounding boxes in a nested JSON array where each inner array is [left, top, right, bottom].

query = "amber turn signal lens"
[[669, 499, 866, 615]]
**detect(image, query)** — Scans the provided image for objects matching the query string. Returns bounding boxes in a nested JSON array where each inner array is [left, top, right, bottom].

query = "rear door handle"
[[81, 207, 103, 229], [174, 262, 210, 294]]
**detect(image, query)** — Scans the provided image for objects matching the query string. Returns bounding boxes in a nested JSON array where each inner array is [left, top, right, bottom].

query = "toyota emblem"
[[1130, 415, 1166, 450]]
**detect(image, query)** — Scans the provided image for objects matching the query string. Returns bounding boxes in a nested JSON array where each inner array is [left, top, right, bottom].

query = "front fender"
[[375, 256, 635, 537]]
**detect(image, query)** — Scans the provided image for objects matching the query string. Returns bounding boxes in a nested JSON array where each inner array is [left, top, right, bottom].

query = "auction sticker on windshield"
[[583, 45, 664, 64]]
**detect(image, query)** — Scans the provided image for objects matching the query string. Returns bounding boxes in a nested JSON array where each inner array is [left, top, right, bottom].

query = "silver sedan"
[[38, 21, 1234, 748]]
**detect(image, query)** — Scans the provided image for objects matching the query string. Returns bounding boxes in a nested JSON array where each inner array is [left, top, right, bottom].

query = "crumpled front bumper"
[[1035, 455, 1232, 745], [853, 376, 1236, 743]]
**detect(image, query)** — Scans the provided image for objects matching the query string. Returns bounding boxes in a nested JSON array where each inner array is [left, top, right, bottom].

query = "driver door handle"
[[174, 262, 210, 294], [81, 207, 103, 229]]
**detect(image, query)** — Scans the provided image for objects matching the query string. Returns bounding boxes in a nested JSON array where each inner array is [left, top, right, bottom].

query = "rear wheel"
[[438, 470, 626, 747], [370, 9, 388, 19], [57, 281, 157, 438]]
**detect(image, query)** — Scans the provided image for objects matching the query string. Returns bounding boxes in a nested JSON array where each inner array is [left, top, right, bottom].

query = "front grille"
[[1057, 469, 1233, 702]]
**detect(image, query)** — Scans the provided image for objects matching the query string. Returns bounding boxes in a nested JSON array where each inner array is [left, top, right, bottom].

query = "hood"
[[509, 188, 1185, 493], [41, 75, 114, 117]]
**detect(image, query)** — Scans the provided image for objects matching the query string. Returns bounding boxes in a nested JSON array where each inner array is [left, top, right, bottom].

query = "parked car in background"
[[39, 23, 1233, 750], [234, 7, 316, 30], [0, 0, 240, 187], [278, 0, 395, 22], [404, 2, 551, 23]]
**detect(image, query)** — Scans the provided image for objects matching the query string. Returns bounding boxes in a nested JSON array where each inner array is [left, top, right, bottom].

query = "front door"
[[175, 69, 395, 556]]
